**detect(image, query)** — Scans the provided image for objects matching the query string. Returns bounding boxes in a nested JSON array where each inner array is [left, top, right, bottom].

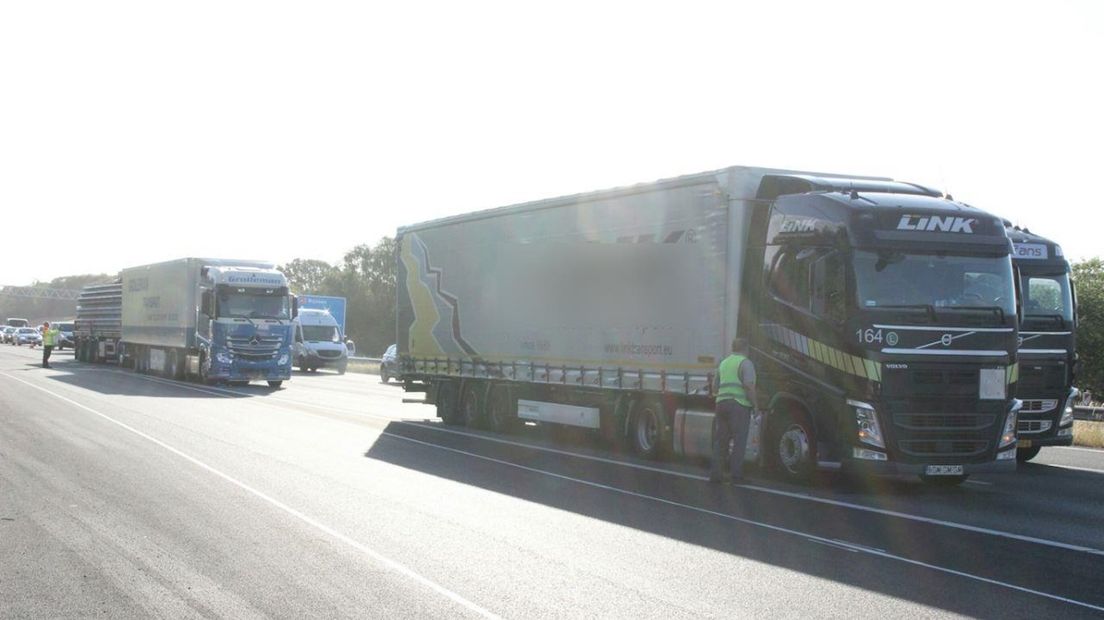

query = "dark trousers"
[[711, 399, 751, 480], [42, 345, 53, 367]]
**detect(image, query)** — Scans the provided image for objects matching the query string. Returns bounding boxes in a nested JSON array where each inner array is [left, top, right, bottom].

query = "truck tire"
[[919, 474, 970, 486], [487, 383, 516, 434], [437, 381, 462, 426], [630, 399, 667, 460], [380, 367, 389, 383], [461, 382, 485, 428], [1016, 446, 1042, 462], [267, 380, 283, 388], [337, 364, 347, 375], [772, 408, 816, 482]]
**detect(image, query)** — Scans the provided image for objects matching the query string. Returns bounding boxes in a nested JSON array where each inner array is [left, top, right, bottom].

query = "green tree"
[[1073, 258, 1104, 396], [279, 259, 338, 295]]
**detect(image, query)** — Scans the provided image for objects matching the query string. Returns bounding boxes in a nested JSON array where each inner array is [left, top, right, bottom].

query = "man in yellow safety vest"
[[710, 337, 759, 483], [41, 321, 59, 368]]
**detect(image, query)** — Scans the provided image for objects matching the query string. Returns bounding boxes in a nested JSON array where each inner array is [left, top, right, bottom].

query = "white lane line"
[[380, 430, 1104, 614], [1040, 463, 1104, 474], [86, 370, 1104, 558], [1052, 446, 1104, 455], [0, 372, 499, 620]]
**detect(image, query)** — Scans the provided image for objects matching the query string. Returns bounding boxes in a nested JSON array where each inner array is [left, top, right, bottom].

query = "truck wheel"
[[437, 382, 462, 426], [380, 368, 389, 383], [461, 382, 485, 428], [631, 399, 667, 459], [267, 380, 283, 388], [919, 474, 970, 486], [337, 364, 347, 375], [773, 408, 816, 482], [487, 384, 515, 433], [1016, 446, 1042, 462]]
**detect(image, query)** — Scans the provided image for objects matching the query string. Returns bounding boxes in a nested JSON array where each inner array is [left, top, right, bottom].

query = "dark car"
[[380, 344, 401, 384]]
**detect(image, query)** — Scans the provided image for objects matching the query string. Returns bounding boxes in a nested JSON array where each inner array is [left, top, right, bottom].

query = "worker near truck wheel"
[[710, 338, 758, 484], [41, 321, 58, 368]]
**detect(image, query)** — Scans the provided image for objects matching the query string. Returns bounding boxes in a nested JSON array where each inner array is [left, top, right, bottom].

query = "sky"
[[1, 0, 1101, 285]]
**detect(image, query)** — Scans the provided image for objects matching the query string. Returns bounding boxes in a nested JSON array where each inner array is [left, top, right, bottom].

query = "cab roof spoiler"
[[756, 174, 943, 201]]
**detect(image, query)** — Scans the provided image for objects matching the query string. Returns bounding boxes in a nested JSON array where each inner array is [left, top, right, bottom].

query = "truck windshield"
[[853, 251, 1015, 317], [1020, 271, 1074, 322], [301, 325, 340, 342], [219, 291, 290, 320]]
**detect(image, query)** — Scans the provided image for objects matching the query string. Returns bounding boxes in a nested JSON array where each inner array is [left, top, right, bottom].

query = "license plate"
[[925, 465, 964, 476], [1018, 439, 1033, 448]]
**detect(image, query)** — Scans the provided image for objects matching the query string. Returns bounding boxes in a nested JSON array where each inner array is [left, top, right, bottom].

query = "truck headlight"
[[848, 399, 884, 449], [215, 351, 233, 364], [278, 354, 289, 365], [999, 401, 1019, 449], [1059, 388, 1078, 427]]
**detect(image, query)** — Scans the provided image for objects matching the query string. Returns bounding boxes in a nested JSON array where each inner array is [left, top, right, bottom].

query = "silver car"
[[13, 327, 42, 347], [0, 326, 15, 344]]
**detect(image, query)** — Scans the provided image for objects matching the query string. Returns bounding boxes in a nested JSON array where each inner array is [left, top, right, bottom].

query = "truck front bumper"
[[208, 361, 292, 382], [1016, 431, 1074, 448], [842, 452, 1017, 476], [299, 353, 348, 369]]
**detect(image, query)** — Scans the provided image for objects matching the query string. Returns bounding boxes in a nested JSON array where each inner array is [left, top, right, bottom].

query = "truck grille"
[[1018, 420, 1052, 434], [1017, 362, 1067, 392], [228, 335, 283, 359], [898, 440, 990, 458], [882, 363, 1004, 464], [1019, 399, 1058, 414], [894, 414, 996, 431]]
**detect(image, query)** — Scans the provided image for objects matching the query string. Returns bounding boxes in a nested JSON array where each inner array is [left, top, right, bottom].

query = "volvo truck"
[[74, 258, 295, 387], [1007, 226, 1078, 461], [396, 166, 1021, 484]]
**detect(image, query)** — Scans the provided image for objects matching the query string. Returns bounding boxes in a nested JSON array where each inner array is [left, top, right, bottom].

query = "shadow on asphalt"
[[364, 420, 1104, 618], [33, 359, 271, 399]]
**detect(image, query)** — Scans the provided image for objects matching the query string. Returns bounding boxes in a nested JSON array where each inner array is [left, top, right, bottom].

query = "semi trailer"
[[1007, 226, 1078, 461], [74, 258, 295, 387], [396, 166, 1022, 484]]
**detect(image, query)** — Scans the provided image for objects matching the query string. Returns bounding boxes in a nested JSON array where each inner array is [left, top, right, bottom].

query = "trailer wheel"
[[487, 383, 516, 434], [461, 382, 485, 429], [772, 408, 816, 482], [1016, 446, 1042, 462], [437, 381, 462, 426], [631, 399, 667, 459], [267, 380, 283, 388]]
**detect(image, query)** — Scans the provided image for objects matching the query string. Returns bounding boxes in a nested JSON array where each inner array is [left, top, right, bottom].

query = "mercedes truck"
[[1007, 226, 1078, 461], [74, 258, 295, 387], [396, 166, 1021, 485]]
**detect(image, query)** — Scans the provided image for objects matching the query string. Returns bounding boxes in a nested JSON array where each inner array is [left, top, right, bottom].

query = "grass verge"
[[1074, 420, 1104, 449]]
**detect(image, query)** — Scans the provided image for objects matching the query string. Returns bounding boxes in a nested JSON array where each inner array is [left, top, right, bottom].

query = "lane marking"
[[1053, 446, 1104, 455], [65, 369, 1104, 558], [380, 430, 1104, 614], [1039, 463, 1104, 474], [0, 372, 499, 620]]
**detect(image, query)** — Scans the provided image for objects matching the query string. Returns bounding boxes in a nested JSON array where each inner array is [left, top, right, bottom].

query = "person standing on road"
[[710, 337, 759, 484], [41, 321, 59, 368]]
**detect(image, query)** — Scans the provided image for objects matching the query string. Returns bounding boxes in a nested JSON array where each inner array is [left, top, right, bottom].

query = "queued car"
[[53, 321, 75, 350], [380, 344, 402, 384], [13, 327, 42, 347], [1, 326, 16, 344]]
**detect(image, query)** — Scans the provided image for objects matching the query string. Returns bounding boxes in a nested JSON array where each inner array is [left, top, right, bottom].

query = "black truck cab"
[[1006, 226, 1077, 460], [745, 175, 1020, 483]]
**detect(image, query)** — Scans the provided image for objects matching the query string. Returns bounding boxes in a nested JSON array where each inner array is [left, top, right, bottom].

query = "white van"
[[292, 308, 348, 374]]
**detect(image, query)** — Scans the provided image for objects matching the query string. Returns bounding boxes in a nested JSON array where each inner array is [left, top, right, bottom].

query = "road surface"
[[2, 344, 1103, 618]]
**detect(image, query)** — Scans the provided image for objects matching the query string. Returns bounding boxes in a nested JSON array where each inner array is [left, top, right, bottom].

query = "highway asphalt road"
[[2, 344, 1103, 618]]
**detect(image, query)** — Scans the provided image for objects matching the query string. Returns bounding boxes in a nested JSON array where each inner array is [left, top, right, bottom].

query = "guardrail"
[[1074, 405, 1104, 422], [349, 356, 382, 363]]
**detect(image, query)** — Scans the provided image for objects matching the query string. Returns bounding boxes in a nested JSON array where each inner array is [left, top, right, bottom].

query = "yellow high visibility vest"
[[717, 354, 752, 406]]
